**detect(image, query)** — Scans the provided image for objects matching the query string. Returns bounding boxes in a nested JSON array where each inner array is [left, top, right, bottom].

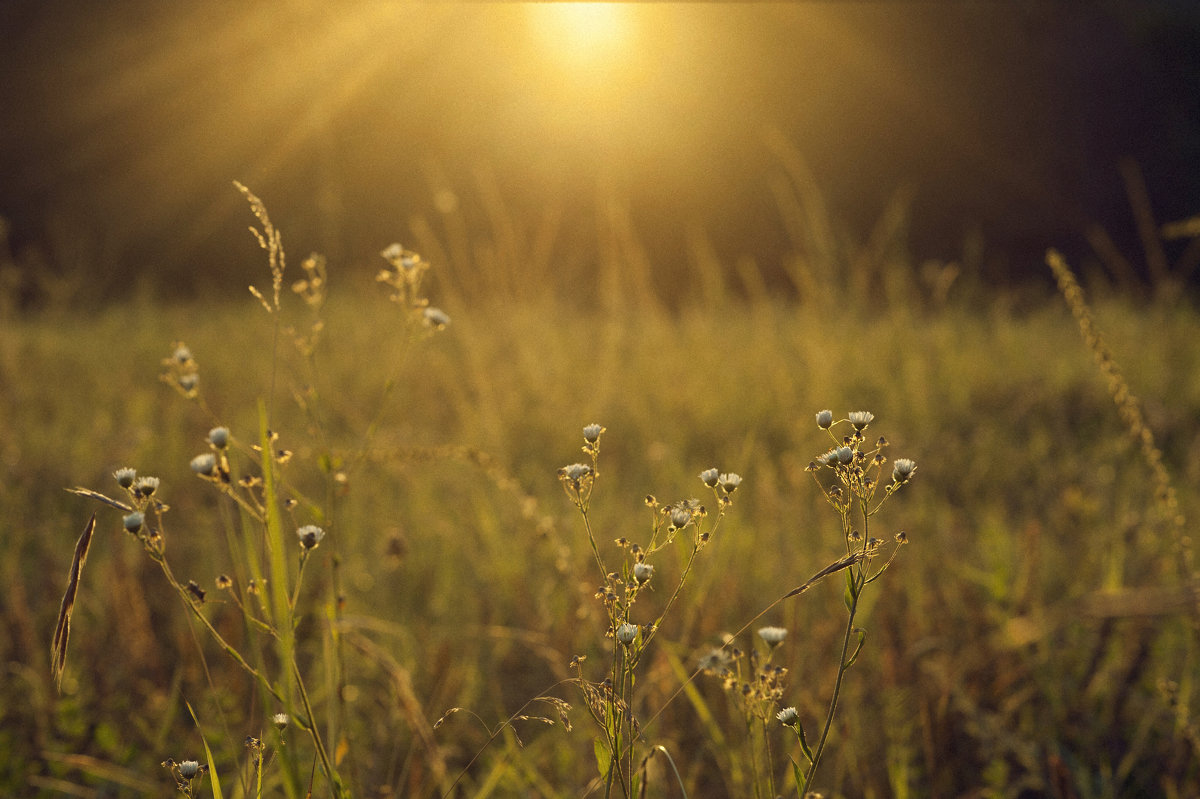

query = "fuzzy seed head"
[[297, 525, 326, 550], [207, 427, 230, 449], [582, 423, 604, 443], [133, 476, 160, 497], [633, 562, 655, 584], [892, 458, 917, 483], [190, 453, 217, 476], [718, 472, 742, 493], [848, 410, 875, 431], [560, 463, 592, 482], [758, 626, 788, 646], [422, 307, 450, 329], [777, 706, 800, 726]]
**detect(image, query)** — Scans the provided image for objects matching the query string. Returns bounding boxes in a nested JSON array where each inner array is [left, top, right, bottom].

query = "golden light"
[[525, 3, 636, 82]]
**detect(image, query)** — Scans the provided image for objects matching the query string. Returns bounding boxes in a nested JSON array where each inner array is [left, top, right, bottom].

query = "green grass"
[[4, 239, 1200, 797]]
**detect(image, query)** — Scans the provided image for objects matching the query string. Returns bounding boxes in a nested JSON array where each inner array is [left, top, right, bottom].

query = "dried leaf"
[[52, 514, 96, 691], [65, 486, 132, 512]]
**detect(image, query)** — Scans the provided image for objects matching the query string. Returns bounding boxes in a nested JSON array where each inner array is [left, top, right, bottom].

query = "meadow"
[[2, 186, 1199, 798]]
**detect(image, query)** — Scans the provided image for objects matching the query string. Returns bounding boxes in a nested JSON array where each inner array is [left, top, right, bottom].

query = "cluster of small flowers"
[[112, 467, 165, 546], [189, 426, 232, 484], [557, 462, 594, 508], [160, 342, 200, 398], [808, 410, 916, 502], [287, 253, 330, 355], [291, 252, 327, 310], [702, 628, 792, 723], [376, 243, 449, 330]]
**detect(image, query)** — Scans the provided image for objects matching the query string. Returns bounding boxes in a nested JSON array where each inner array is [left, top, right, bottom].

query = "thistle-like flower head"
[[848, 411, 875, 431], [632, 562, 655, 584], [892, 458, 917, 483], [190, 453, 217, 476], [207, 427, 230, 449], [297, 525, 326, 550], [758, 626, 787, 647], [616, 622, 639, 646], [776, 706, 800, 726]]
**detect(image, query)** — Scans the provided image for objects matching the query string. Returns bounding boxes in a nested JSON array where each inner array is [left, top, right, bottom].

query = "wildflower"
[[848, 411, 875, 431], [207, 427, 230, 449], [123, 511, 144, 534], [758, 626, 788, 647], [560, 463, 592, 481], [172, 345, 193, 364], [815, 409, 834, 429], [178, 373, 199, 393], [669, 506, 692, 530], [816, 449, 838, 467], [190, 453, 217, 477], [114, 468, 137, 489], [776, 706, 800, 726], [698, 647, 733, 674], [422, 307, 450, 329], [380, 243, 404, 262], [633, 562, 655, 584], [133, 476, 160, 498], [699, 467, 719, 487], [836, 446, 854, 465], [273, 712, 289, 729], [297, 524, 326, 550], [719, 472, 742, 493], [583, 423, 605, 443], [616, 622, 639, 646], [178, 760, 201, 778], [891, 458, 917, 483]]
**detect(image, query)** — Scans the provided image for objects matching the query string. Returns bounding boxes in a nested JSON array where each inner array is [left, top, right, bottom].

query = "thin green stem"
[[292, 660, 339, 797], [152, 551, 285, 706], [581, 510, 608, 578], [805, 569, 863, 790]]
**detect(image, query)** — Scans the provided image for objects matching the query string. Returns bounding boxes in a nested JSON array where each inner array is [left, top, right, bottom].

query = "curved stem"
[[804, 576, 860, 790]]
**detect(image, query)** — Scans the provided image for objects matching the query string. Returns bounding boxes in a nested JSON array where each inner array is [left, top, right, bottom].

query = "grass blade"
[[186, 701, 225, 799]]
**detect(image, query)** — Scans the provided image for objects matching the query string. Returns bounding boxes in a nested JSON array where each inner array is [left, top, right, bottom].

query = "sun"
[[525, 3, 635, 79]]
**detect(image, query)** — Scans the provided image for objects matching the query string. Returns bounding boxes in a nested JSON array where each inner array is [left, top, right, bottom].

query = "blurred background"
[[7, 4, 1200, 796], [2, 1, 1199, 307]]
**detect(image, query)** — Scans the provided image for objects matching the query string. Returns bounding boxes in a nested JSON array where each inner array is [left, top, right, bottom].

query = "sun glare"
[[526, 3, 634, 78]]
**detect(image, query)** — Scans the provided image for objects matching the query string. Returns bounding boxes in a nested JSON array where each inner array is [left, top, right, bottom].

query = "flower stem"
[[805, 567, 863, 791]]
